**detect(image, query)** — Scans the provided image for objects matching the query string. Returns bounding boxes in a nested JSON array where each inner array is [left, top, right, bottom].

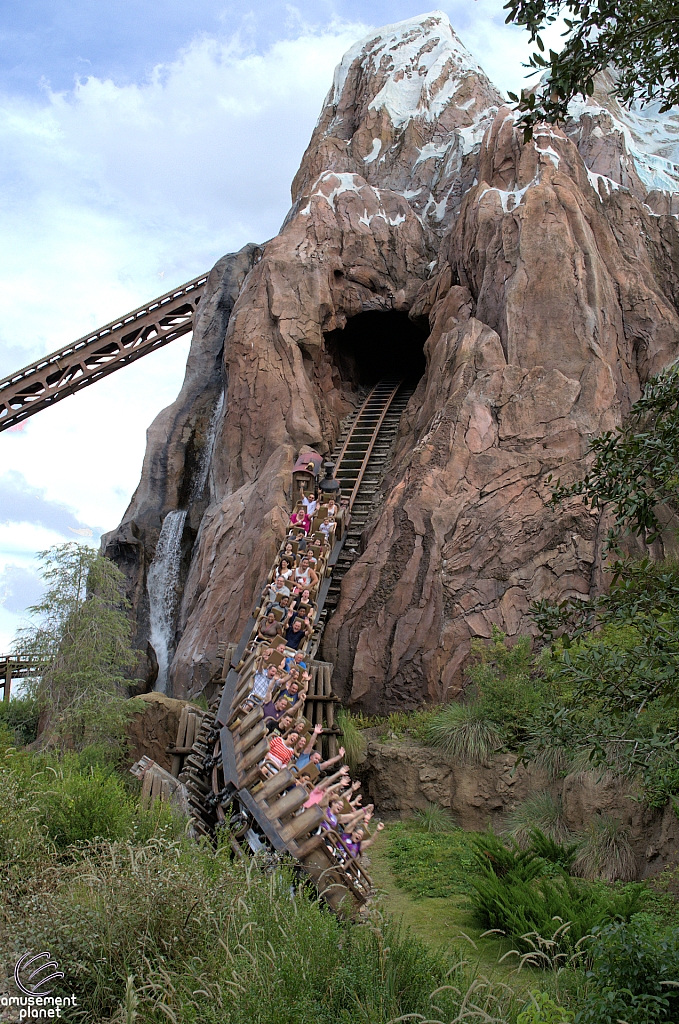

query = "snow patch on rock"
[[569, 91, 679, 194], [330, 10, 487, 129], [478, 180, 533, 214], [363, 138, 382, 164], [587, 169, 622, 196]]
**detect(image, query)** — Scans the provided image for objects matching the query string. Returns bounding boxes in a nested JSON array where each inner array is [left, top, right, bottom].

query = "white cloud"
[[0, 23, 368, 372]]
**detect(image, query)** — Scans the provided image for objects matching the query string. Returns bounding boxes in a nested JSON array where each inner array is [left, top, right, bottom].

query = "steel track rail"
[[341, 382, 402, 510], [0, 272, 208, 432]]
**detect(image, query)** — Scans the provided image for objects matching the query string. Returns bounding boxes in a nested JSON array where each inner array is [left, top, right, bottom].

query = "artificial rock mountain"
[[103, 11, 679, 713]]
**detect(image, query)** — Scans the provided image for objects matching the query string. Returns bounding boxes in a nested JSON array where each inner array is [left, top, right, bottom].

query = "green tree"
[[14, 543, 138, 751], [504, 0, 679, 139]]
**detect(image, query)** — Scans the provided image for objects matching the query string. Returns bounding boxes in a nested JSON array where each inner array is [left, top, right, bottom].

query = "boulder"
[[126, 692, 201, 773]]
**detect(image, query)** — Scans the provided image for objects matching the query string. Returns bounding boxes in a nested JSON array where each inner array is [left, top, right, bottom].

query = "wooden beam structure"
[[0, 655, 44, 702]]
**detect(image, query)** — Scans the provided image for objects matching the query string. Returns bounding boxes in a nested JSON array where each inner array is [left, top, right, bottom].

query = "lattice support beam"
[[0, 272, 208, 432]]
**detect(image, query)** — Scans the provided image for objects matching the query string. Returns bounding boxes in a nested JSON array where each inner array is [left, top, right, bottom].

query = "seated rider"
[[302, 493, 318, 517], [266, 593, 293, 620], [261, 694, 292, 724], [319, 517, 335, 541], [266, 711, 294, 736], [289, 509, 310, 534], [261, 575, 290, 607], [244, 662, 277, 706], [256, 612, 281, 643], [340, 822, 385, 859], [277, 558, 294, 581], [262, 730, 300, 773], [289, 584, 311, 609], [284, 618, 308, 651], [284, 649, 308, 673], [293, 557, 319, 590]]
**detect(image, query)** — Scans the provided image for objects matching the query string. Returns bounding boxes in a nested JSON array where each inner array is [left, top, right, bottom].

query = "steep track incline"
[[180, 379, 413, 912], [0, 273, 207, 432]]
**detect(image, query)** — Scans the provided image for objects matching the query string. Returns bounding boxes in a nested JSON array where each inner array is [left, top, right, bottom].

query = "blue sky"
[[0, 2, 557, 647]]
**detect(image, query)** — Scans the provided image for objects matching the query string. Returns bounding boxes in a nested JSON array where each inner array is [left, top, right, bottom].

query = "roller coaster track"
[[178, 380, 412, 912], [0, 273, 207, 432], [0, 655, 44, 702]]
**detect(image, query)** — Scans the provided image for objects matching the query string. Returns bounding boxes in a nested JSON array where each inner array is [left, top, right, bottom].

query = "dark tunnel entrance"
[[325, 310, 428, 388]]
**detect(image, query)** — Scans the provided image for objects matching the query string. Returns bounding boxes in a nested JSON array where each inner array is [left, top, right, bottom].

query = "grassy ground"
[[365, 827, 550, 1002], [366, 830, 518, 971]]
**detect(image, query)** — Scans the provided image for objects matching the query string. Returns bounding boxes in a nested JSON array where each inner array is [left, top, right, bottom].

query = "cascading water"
[[146, 394, 223, 692], [191, 390, 224, 502], [147, 509, 187, 693]]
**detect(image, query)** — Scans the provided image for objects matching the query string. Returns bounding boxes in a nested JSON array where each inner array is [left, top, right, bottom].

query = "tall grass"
[[0, 834, 519, 1024], [572, 814, 637, 882], [0, 725, 184, 892], [424, 702, 504, 764], [503, 792, 573, 848], [337, 708, 368, 771], [413, 802, 457, 833]]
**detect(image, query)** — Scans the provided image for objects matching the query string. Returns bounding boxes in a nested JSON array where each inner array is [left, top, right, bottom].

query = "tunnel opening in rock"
[[325, 310, 428, 387]]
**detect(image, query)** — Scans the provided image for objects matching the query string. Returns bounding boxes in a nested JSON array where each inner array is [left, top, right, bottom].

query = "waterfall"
[[191, 390, 224, 502], [147, 509, 187, 693]]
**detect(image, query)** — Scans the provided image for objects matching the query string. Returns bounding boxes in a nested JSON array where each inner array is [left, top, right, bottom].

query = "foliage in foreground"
[[3, 731, 679, 1023], [577, 918, 679, 1024], [0, 724, 182, 892], [1, 831, 521, 1024], [504, 0, 679, 139]]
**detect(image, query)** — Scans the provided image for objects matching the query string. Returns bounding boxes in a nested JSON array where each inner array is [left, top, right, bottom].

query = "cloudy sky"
[[0, 0, 559, 648]]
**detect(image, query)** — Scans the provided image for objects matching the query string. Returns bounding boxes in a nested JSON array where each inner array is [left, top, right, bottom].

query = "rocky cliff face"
[[105, 11, 679, 711], [361, 738, 679, 879]]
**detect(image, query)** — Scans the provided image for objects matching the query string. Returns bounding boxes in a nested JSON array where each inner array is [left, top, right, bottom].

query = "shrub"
[[34, 759, 135, 847], [642, 751, 679, 808], [517, 991, 574, 1023], [0, 740, 184, 882], [576, 918, 679, 1024], [503, 792, 574, 848], [0, 693, 40, 744], [424, 702, 504, 764], [412, 802, 457, 833], [572, 814, 637, 882], [467, 630, 534, 719]]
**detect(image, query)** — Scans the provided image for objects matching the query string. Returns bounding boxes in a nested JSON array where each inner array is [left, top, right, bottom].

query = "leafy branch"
[[504, 0, 679, 139]]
